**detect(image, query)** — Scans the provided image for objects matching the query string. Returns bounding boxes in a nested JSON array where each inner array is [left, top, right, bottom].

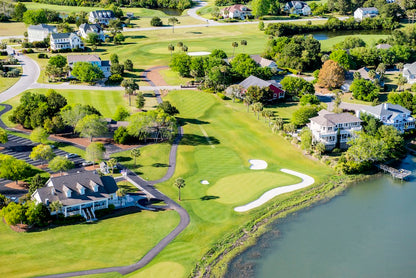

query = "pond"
[[310, 30, 392, 41], [226, 155, 416, 278], [156, 8, 183, 16]]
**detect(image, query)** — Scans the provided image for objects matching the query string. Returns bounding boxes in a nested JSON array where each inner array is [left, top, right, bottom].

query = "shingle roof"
[[286, 1, 309, 9], [403, 62, 416, 75], [79, 23, 102, 33], [51, 32, 72, 39], [239, 75, 272, 89], [67, 54, 101, 64], [35, 171, 118, 206], [28, 24, 56, 32], [223, 4, 251, 13], [358, 7, 379, 12], [310, 111, 361, 127], [90, 10, 116, 19], [376, 44, 392, 49], [361, 103, 411, 119], [250, 55, 276, 68]]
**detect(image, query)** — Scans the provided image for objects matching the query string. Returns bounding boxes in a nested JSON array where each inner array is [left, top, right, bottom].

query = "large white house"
[[354, 7, 379, 21], [284, 1, 312, 16], [308, 110, 362, 150], [50, 33, 84, 51], [250, 55, 282, 71], [221, 4, 252, 20], [357, 103, 415, 132], [32, 171, 119, 220], [78, 23, 105, 41], [403, 62, 416, 84], [27, 24, 57, 43], [88, 10, 116, 25], [67, 54, 111, 78]]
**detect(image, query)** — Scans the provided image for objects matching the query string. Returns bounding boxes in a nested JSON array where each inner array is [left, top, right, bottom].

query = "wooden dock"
[[379, 164, 412, 180]]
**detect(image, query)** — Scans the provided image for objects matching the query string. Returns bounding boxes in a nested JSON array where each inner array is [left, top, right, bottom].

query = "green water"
[[226, 156, 416, 278]]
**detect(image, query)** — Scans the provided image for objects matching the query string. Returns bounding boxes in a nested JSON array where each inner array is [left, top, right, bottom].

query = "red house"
[[238, 75, 285, 100]]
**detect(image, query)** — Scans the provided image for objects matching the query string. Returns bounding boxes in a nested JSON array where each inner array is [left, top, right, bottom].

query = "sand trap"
[[187, 51, 211, 56], [249, 159, 268, 170], [200, 180, 210, 185], [234, 169, 315, 212]]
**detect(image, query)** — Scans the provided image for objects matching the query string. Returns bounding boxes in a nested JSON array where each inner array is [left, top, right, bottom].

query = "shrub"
[[114, 126, 132, 144], [107, 74, 123, 84], [217, 92, 226, 99], [150, 16, 163, 26], [37, 53, 48, 59]]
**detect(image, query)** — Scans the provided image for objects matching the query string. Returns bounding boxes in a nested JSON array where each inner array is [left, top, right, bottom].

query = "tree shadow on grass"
[[126, 35, 148, 40], [111, 156, 132, 163], [200, 195, 219, 201], [180, 134, 220, 146], [177, 117, 210, 126], [152, 163, 170, 167]]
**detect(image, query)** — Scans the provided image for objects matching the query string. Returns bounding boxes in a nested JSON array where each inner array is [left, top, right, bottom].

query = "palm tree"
[[182, 45, 188, 52], [240, 40, 247, 52], [397, 74, 407, 91], [244, 95, 253, 113], [228, 84, 242, 102], [264, 110, 274, 126], [121, 79, 139, 106], [116, 187, 127, 206], [168, 17, 179, 33], [177, 41, 183, 48], [397, 62, 404, 71], [173, 177, 186, 201], [252, 102, 263, 120], [368, 69, 377, 80], [49, 201, 62, 219], [232, 41, 238, 57], [353, 71, 361, 80], [107, 158, 117, 176], [168, 44, 175, 56], [376, 63, 386, 77], [272, 117, 284, 133], [130, 148, 141, 167]]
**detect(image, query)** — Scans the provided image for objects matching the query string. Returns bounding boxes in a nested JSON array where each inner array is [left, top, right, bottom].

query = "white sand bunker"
[[249, 159, 268, 170], [187, 51, 211, 56], [200, 180, 210, 185], [234, 169, 315, 212]]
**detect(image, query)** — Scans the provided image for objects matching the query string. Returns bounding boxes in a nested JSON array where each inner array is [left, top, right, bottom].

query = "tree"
[[2, 202, 26, 225], [168, 44, 175, 56], [0, 155, 32, 184], [86, 32, 101, 46], [244, 94, 253, 113], [0, 127, 7, 143], [29, 144, 55, 165], [30, 127, 49, 144], [232, 41, 238, 57], [110, 53, 119, 65], [23, 9, 47, 25], [124, 59, 133, 71], [272, 117, 284, 133], [157, 101, 179, 115], [241, 40, 247, 52], [226, 84, 243, 102], [397, 74, 407, 91], [121, 79, 139, 106], [130, 148, 141, 167], [75, 114, 107, 141], [168, 17, 179, 33], [281, 76, 315, 97], [113, 105, 130, 121], [57, 22, 74, 33], [397, 62, 404, 71], [49, 200, 62, 218], [48, 156, 74, 175], [350, 78, 379, 101], [86, 142, 105, 164], [245, 85, 274, 104], [252, 0, 271, 18], [318, 60, 345, 89], [346, 132, 387, 163], [71, 62, 104, 83], [177, 41, 183, 48], [136, 92, 145, 109], [13, 2, 27, 21], [291, 106, 320, 127], [300, 127, 312, 151], [376, 63, 386, 77], [25, 202, 50, 227], [182, 45, 188, 52], [114, 33, 125, 45], [300, 94, 320, 106], [368, 69, 377, 80], [173, 177, 185, 201], [263, 109, 274, 126], [0, 193, 7, 209], [252, 102, 264, 120], [150, 16, 163, 26], [170, 53, 191, 77], [258, 20, 265, 31], [60, 104, 101, 131], [109, 18, 122, 37], [329, 49, 353, 70], [28, 173, 47, 195], [107, 158, 117, 176], [48, 55, 67, 68], [315, 142, 326, 155]]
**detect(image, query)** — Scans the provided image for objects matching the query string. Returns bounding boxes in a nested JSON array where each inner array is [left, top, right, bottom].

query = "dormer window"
[[76, 182, 85, 195], [89, 180, 99, 192], [63, 185, 72, 198]]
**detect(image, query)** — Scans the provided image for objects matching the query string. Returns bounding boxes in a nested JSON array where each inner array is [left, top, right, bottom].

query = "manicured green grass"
[[117, 180, 140, 192], [320, 34, 389, 52], [0, 76, 19, 93], [111, 143, 171, 181], [123, 90, 334, 277], [0, 210, 179, 278], [158, 69, 192, 86]]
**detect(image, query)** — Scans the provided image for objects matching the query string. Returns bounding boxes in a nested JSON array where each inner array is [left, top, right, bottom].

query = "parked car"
[[65, 153, 78, 158], [82, 161, 93, 167]]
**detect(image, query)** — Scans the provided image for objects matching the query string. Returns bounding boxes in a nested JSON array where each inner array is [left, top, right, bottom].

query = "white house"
[[308, 110, 362, 150], [221, 4, 252, 20], [67, 54, 111, 78], [50, 33, 84, 51], [250, 55, 282, 71], [354, 7, 379, 21], [78, 23, 105, 41], [284, 1, 312, 16], [403, 62, 416, 84], [32, 171, 119, 220], [88, 10, 116, 25], [27, 24, 57, 43], [357, 103, 415, 132]]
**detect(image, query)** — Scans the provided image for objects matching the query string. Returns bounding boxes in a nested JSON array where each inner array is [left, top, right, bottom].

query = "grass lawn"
[[0, 76, 19, 93], [158, 69, 192, 86], [320, 34, 389, 52], [0, 210, 179, 278], [111, 143, 171, 181], [0, 22, 26, 37], [117, 90, 334, 277]]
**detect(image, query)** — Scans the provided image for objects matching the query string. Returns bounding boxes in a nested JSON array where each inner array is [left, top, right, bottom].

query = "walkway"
[[187, 0, 219, 25], [234, 169, 315, 212]]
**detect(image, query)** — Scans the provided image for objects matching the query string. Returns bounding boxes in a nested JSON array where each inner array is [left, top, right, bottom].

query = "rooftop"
[[67, 54, 101, 64], [310, 111, 361, 127]]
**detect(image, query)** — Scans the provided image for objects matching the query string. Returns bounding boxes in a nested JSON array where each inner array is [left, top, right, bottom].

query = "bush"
[[217, 92, 227, 99], [25, 48, 34, 53], [37, 53, 48, 59], [114, 126, 132, 144], [150, 16, 163, 26], [107, 74, 123, 84]]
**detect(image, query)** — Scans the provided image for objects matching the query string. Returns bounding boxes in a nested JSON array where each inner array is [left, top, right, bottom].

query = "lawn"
[[0, 210, 179, 278], [111, 143, 171, 181], [118, 90, 334, 277], [158, 69, 192, 86], [320, 34, 389, 52], [0, 22, 26, 37], [0, 76, 19, 93]]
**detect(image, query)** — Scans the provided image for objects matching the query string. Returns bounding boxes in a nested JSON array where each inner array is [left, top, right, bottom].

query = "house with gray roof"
[[403, 62, 416, 84], [354, 7, 379, 21], [284, 1, 311, 15], [50, 32, 84, 51], [78, 23, 105, 41], [357, 103, 415, 132], [67, 54, 111, 78], [308, 110, 362, 150], [226, 75, 285, 100], [88, 10, 116, 25], [32, 171, 119, 220], [250, 55, 282, 71], [28, 24, 57, 43]]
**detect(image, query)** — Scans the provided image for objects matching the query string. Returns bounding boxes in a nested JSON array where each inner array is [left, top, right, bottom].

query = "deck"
[[379, 164, 412, 180]]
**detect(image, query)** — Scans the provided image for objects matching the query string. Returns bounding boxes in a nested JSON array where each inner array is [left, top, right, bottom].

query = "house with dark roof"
[[67, 54, 111, 78], [78, 23, 105, 41], [308, 110, 362, 150], [357, 103, 415, 132], [226, 75, 285, 100], [221, 4, 252, 20], [284, 1, 311, 15], [50, 33, 84, 51], [27, 24, 57, 43], [89, 10, 116, 25], [354, 7, 379, 21], [32, 171, 119, 220]]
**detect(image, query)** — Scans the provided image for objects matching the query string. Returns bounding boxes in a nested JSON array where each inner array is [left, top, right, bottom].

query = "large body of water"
[[226, 155, 416, 278]]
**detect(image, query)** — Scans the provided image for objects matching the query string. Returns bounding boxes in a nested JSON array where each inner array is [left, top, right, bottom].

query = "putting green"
[[128, 262, 185, 278], [207, 172, 302, 205]]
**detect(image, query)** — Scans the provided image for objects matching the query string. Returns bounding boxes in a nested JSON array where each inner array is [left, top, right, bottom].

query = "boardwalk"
[[379, 164, 412, 180]]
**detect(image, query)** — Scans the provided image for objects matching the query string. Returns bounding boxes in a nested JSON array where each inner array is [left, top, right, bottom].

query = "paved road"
[[0, 46, 40, 103], [141, 65, 169, 104], [187, 0, 219, 25]]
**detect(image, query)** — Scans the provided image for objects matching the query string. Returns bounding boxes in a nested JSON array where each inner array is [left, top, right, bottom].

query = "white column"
[[79, 205, 82, 215], [106, 198, 108, 208]]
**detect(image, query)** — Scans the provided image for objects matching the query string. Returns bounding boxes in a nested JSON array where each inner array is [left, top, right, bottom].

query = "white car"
[[82, 161, 94, 166], [65, 153, 78, 159]]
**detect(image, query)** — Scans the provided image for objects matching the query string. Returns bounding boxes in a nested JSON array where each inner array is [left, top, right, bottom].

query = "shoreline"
[[192, 173, 377, 278]]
